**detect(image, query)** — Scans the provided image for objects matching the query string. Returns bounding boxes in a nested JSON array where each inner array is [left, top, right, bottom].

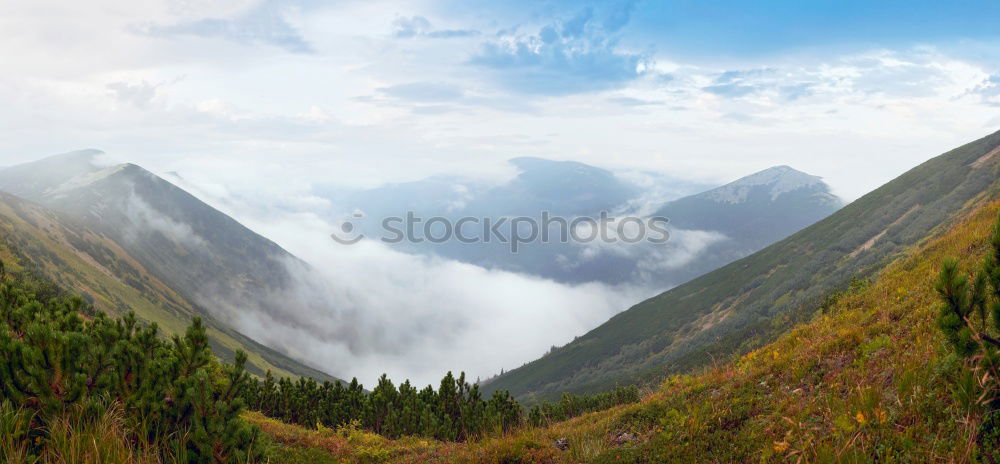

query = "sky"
[[1, 0, 999, 385]]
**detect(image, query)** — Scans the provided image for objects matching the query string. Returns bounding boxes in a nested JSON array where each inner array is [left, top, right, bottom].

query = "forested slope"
[[262, 174, 1000, 464], [0, 190, 337, 382]]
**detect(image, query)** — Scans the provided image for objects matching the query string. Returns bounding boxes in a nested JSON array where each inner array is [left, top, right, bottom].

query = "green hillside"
[[255, 162, 1000, 464], [0, 152, 317, 335], [0, 191, 338, 383], [485, 130, 1000, 402]]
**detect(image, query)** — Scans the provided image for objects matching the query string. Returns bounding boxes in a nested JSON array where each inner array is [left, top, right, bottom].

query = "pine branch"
[[962, 314, 1000, 348], [980, 331, 1000, 348]]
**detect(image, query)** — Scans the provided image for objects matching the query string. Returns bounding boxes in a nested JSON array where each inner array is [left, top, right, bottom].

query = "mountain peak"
[[730, 165, 820, 186], [0, 149, 121, 200], [702, 165, 831, 204], [0, 149, 164, 201]]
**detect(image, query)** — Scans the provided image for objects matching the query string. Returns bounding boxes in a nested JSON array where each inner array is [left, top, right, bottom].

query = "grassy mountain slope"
[[0, 191, 338, 383], [0, 153, 306, 327], [0, 150, 348, 383], [486, 130, 1000, 401], [258, 174, 1000, 464]]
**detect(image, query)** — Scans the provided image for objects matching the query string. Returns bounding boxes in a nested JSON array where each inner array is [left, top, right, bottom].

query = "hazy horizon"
[[2, 0, 999, 386]]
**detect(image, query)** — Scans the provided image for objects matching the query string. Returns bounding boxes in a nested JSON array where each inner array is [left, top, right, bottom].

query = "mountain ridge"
[[484, 129, 1000, 402], [0, 151, 346, 384], [254, 190, 1000, 463], [336, 159, 842, 287]]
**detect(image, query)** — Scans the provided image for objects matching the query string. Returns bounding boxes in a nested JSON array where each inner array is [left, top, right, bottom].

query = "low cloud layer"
[[167, 163, 749, 387], [223, 206, 656, 386], [2, 0, 1000, 388]]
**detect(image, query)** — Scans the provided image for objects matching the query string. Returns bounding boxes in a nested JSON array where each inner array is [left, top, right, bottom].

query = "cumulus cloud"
[[392, 15, 431, 38], [969, 75, 1000, 106], [468, 3, 646, 95]]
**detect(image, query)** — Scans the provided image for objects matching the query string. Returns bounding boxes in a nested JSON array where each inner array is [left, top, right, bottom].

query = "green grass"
[[3, 142, 997, 463], [260, 190, 1000, 463], [0, 191, 336, 383], [0, 402, 167, 464]]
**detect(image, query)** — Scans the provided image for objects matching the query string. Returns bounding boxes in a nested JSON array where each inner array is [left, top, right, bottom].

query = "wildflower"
[[875, 408, 887, 424], [773, 441, 789, 452], [855, 411, 866, 425]]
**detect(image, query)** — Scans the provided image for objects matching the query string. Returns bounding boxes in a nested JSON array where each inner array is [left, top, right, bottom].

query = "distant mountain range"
[[484, 130, 1000, 402], [0, 149, 848, 393], [328, 158, 842, 287], [3, 134, 997, 462], [0, 150, 343, 383], [328, 157, 709, 221]]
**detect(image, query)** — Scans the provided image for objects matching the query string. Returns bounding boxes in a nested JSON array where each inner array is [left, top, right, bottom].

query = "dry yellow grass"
[[258, 198, 1000, 463]]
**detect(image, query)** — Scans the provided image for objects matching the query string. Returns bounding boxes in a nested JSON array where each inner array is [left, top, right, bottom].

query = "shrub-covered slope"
[[261, 181, 1000, 463], [0, 151, 351, 384], [486, 130, 1000, 401], [0, 268, 262, 463], [0, 191, 338, 383]]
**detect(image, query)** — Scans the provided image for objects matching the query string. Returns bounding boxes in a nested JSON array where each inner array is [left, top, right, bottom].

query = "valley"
[[3, 3, 999, 459]]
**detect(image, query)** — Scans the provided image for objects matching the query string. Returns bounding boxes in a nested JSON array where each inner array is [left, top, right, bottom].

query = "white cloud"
[[124, 191, 208, 248], [195, 199, 654, 386], [1, 0, 999, 385]]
